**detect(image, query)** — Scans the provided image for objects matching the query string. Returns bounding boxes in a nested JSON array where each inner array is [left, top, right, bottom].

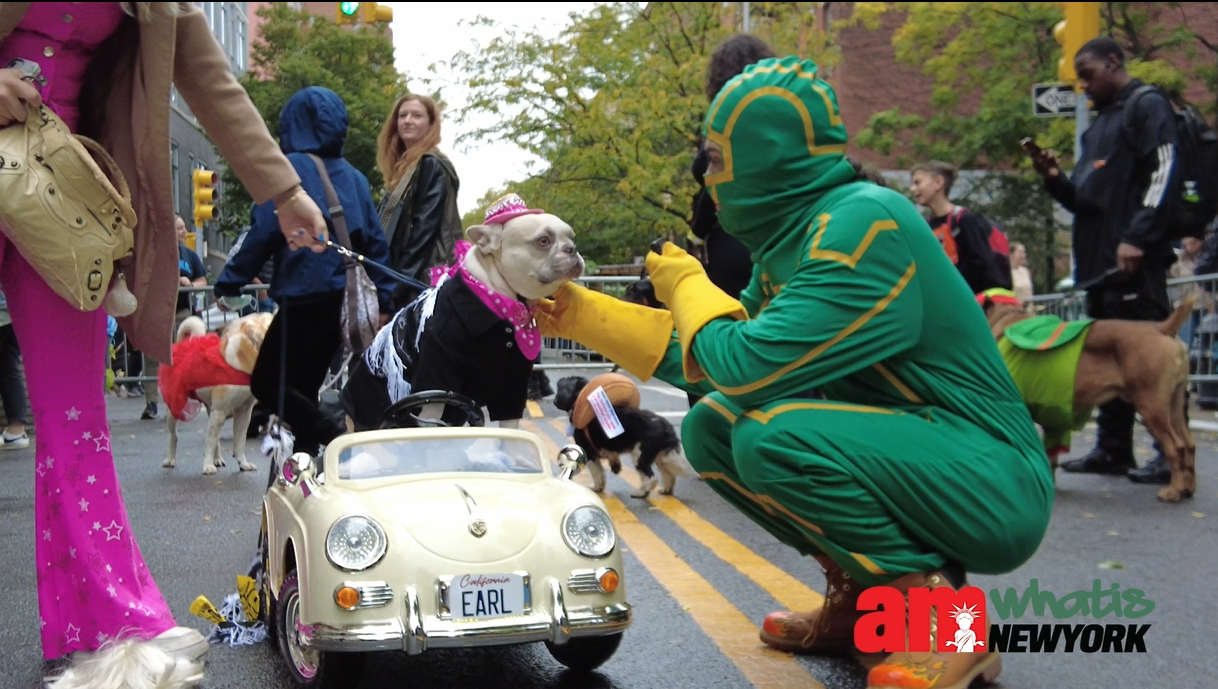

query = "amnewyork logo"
[[855, 585, 988, 653], [854, 579, 1154, 654]]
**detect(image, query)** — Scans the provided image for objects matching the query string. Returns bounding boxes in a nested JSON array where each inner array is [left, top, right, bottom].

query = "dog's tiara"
[[484, 193, 545, 226]]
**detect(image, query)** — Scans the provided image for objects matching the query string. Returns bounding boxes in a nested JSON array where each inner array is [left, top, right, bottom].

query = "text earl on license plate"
[[453, 573, 525, 620]]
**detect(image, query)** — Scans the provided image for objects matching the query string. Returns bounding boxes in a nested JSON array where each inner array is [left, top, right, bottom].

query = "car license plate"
[[451, 573, 525, 620]]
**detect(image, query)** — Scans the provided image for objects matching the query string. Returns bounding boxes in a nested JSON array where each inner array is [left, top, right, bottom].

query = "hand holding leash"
[[274, 186, 328, 253]]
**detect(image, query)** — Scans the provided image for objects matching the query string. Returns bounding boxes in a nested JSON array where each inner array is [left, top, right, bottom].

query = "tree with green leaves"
[[848, 1, 1210, 292], [443, 2, 838, 264], [211, 3, 407, 237]]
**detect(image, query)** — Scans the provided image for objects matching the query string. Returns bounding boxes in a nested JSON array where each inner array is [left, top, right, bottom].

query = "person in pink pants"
[[0, 3, 329, 687]]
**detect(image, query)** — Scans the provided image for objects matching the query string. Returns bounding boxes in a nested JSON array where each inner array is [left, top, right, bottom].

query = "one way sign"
[[1033, 83, 1078, 117]]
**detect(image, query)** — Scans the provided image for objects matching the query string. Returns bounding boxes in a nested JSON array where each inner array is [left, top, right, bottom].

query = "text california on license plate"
[[451, 573, 526, 620]]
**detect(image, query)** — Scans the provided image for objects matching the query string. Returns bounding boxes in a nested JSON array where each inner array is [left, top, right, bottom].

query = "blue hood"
[[278, 86, 347, 157]]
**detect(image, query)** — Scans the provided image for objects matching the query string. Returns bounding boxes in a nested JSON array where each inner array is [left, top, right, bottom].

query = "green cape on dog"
[[998, 315, 1095, 453]]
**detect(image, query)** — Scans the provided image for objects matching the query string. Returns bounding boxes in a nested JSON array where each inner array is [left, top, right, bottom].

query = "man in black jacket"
[[1031, 37, 1179, 484]]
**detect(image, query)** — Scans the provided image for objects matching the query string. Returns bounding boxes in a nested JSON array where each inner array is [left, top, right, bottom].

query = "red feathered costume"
[[157, 334, 252, 421]]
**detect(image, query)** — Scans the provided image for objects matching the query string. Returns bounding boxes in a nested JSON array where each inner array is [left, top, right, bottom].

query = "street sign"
[[1033, 83, 1077, 117]]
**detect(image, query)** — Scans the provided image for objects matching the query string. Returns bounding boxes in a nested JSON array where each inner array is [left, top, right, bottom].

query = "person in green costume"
[[536, 56, 1054, 689]]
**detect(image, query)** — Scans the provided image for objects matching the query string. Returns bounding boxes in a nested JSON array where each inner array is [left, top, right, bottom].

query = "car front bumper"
[[298, 577, 631, 654]]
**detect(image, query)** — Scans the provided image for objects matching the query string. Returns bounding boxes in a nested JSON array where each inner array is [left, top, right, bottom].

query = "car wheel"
[[276, 570, 366, 689], [544, 633, 623, 672]]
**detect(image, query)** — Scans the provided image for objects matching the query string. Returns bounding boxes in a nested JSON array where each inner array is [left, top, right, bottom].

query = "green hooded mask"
[[703, 55, 859, 255]]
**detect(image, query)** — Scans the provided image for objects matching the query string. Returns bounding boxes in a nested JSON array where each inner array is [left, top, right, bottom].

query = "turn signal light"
[[335, 586, 361, 610], [597, 568, 619, 593]]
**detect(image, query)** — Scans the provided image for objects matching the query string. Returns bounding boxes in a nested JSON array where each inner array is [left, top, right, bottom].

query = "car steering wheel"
[[379, 390, 485, 429]]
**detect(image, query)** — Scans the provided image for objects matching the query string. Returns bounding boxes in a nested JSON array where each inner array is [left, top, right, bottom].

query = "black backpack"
[[1123, 84, 1218, 240]]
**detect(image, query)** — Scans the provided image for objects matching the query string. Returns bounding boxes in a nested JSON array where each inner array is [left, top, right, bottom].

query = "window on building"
[[171, 143, 181, 216], [214, 3, 225, 46]]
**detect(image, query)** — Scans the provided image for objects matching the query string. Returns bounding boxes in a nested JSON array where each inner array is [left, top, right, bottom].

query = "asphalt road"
[[0, 369, 1214, 689]]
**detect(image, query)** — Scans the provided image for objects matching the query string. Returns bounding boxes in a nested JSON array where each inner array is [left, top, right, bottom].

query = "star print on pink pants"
[[100, 520, 123, 541]]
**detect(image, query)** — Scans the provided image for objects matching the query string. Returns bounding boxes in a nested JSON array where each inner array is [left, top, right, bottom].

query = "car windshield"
[[336, 437, 545, 480]]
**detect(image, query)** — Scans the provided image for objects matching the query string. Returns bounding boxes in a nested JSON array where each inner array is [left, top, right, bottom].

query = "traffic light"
[[1055, 2, 1101, 87], [192, 168, 218, 229], [335, 3, 391, 25], [361, 3, 392, 24], [336, 2, 360, 24]]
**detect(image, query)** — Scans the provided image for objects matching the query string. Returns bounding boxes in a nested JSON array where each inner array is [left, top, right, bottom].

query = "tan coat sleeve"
[[170, 5, 299, 204]]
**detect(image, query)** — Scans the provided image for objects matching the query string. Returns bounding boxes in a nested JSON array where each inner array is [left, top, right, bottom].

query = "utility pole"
[[743, 2, 751, 32]]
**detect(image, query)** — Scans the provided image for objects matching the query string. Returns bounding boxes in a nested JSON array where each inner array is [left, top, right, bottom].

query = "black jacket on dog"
[[342, 276, 534, 429]]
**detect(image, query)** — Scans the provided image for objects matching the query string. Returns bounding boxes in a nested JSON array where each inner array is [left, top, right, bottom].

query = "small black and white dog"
[[554, 375, 697, 498]]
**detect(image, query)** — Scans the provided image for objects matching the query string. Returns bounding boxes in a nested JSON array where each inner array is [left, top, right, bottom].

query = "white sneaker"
[[0, 431, 28, 450], [145, 626, 210, 662]]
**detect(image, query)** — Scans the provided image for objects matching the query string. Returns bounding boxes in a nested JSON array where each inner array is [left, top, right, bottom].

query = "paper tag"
[[587, 386, 626, 439]]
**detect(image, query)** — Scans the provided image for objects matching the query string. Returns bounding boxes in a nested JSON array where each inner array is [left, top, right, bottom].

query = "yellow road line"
[[523, 418, 876, 676], [526, 400, 543, 418], [538, 418, 882, 670], [605, 496, 826, 689], [542, 420, 825, 613]]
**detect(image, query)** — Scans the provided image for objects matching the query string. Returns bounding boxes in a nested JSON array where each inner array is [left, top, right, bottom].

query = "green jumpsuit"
[[652, 57, 1055, 587]]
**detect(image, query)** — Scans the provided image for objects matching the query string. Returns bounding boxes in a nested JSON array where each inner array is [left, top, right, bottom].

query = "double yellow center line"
[[524, 418, 837, 688]]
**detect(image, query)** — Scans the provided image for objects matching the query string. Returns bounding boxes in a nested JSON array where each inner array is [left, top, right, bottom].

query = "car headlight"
[[562, 505, 616, 558], [325, 516, 387, 571]]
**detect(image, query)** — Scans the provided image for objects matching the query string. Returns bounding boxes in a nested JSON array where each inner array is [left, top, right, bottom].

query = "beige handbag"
[[0, 104, 138, 313]]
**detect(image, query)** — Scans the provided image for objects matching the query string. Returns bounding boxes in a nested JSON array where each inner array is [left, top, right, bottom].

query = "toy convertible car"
[[257, 391, 632, 688]]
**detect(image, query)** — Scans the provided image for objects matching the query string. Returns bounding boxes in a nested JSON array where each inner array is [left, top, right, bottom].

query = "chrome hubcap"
[[284, 592, 319, 679]]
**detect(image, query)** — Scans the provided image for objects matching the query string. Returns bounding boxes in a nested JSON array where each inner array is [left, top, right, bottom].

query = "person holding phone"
[[1028, 37, 1179, 484]]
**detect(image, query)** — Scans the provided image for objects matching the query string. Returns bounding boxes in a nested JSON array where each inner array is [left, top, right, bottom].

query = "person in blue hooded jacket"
[[215, 87, 395, 456]]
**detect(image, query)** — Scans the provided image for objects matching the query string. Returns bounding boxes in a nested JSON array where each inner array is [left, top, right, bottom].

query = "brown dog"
[[981, 295, 1196, 502]]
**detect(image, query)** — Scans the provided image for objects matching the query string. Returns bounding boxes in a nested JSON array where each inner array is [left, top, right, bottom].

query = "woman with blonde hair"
[[0, 3, 327, 687], [376, 93, 462, 307]]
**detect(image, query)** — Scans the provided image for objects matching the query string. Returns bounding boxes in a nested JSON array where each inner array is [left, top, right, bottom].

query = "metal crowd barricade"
[[1027, 271, 1218, 389]]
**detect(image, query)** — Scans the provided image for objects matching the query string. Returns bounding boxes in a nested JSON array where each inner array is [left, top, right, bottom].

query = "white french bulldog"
[[416, 213, 585, 428], [345, 211, 584, 435]]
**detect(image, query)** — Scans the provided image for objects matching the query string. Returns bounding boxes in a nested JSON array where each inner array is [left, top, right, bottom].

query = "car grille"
[[567, 570, 603, 593], [352, 583, 394, 609]]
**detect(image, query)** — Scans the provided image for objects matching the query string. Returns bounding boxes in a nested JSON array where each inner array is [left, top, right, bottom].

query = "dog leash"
[[324, 241, 432, 292]]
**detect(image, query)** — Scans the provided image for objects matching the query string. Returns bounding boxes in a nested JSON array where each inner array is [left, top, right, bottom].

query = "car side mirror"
[[281, 452, 320, 497], [557, 444, 587, 481]]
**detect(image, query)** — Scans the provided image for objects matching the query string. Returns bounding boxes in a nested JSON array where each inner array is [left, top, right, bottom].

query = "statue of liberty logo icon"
[[944, 604, 987, 652]]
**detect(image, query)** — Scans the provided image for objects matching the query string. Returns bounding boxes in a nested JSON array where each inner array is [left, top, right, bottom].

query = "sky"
[[387, 2, 599, 216]]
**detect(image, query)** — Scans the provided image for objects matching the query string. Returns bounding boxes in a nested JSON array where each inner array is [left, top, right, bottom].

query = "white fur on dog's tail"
[[666, 445, 700, 478], [44, 637, 204, 689], [176, 316, 207, 343]]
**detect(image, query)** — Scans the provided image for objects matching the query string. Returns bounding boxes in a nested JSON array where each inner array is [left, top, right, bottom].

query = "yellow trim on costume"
[[851, 553, 888, 576], [701, 472, 826, 535], [807, 216, 899, 268], [707, 262, 918, 396], [743, 402, 899, 425], [697, 397, 738, 424], [872, 363, 924, 404]]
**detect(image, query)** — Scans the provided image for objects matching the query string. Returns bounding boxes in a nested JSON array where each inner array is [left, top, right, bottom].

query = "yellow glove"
[[646, 242, 747, 382], [535, 283, 674, 380]]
